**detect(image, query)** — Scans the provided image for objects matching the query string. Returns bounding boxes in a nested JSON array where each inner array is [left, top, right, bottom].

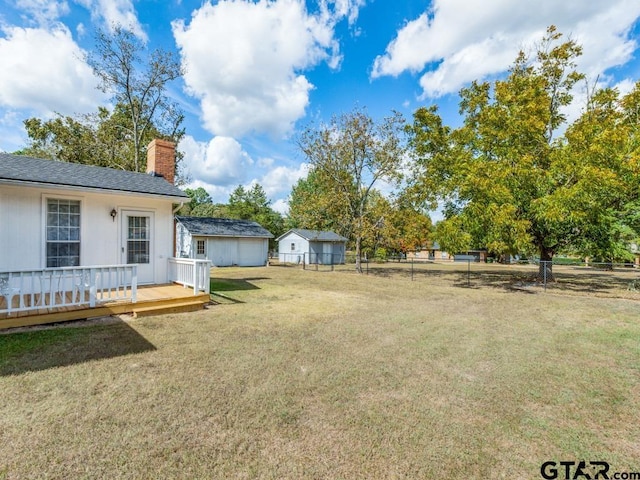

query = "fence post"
[[467, 259, 471, 287], [543, 261, 547, 292], [411, 257, 414, 281]]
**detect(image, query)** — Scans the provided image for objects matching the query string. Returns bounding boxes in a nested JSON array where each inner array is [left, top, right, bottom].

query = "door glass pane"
[[127, 216, 149, 264]]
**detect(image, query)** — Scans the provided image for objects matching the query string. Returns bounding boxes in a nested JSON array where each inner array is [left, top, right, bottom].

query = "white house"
[[0, 140, 210, 321], [277, 229, 347, 264], [176, 216, 273, 267]]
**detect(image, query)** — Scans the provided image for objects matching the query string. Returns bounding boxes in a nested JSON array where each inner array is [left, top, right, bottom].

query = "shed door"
[[121, 210, 154, 284], [238, 239, 266, 266], [323, 242, 334, 265], [210, 238, 238, 266]]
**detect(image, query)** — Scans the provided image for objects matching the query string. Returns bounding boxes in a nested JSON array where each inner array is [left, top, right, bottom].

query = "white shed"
[[276, 229, 347, 264], [176, 216, 273, 267]]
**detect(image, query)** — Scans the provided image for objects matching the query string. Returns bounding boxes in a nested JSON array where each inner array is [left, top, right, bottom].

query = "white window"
[[46, 199, 80, 267], [127, 216, 150, 264], [291, 242, 296, 251], [196, 240, 205, 255]]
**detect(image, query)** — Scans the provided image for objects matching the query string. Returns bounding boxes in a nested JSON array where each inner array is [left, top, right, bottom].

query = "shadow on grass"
[[209, 277, 268, 304], [0, 320, 156, 376], [210, 277, 266, 292]]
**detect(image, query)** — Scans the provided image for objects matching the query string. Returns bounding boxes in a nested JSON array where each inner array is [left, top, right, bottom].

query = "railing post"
[[131, 265, 138, 303], [89, 267, 97, 307], [193, 261, 198, 295]]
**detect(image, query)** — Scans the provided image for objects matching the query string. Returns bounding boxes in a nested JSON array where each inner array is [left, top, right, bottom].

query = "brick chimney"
[[146, 139, 176, 184]]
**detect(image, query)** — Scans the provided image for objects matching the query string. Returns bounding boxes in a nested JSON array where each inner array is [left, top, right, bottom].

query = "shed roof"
[[277, 229, 347, 242], [0, 152, 188, 200], [176, 216, 274, 238]]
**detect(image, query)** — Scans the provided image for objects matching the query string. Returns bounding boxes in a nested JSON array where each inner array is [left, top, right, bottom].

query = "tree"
[[559, 86, 637, 263], [177, 187, 218, 216], [22, 114, 98, 164], [22, 104, 184, 174], [185, 187, 212, 211], [227, 184, 284, 247], [87, 25, 185, 172], [406, 26, 633, 279], [298, 107, 406, 272], [286, 169, 352, 236], [21, 25, 187, 181]]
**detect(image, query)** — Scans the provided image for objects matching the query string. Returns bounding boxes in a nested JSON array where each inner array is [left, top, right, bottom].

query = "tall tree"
[[286, 169, 352, 236], [406, 26, 632, 279], [87, 25, 185, 172], [227, 184, 284, 246], [562, 83, 640, 262], [21, 25, 187, 181], [298, 107, 406, 272]]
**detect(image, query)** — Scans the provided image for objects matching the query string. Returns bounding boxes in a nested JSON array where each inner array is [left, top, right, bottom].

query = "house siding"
[[0, 184, 175, 284]]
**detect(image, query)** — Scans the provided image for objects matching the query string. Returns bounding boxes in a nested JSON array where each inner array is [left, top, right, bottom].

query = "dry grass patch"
[[1, 266, 639, 479]]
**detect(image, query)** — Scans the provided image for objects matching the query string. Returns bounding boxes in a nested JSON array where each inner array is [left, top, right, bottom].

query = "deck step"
[[132, 300, 208, 318]]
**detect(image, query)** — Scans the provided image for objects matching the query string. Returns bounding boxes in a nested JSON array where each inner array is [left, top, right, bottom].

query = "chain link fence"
[[272, 252, 345, 270], [329, 257, 640, 298], [271, 251, 639, 297]]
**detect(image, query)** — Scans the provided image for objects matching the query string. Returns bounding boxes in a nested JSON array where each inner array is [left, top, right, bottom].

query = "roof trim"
[[0, 152, 188, 199], [0, 178, 187, 202]]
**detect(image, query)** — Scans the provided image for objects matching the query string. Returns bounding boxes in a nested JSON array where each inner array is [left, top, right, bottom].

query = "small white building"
[[277, 229, 347, 264], [176, 216, 273, 267]]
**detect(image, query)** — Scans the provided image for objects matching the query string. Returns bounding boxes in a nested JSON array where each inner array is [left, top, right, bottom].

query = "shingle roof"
[[0, 152, 188, 199], [176, 216, 274, 238], [277, 229, 347, 242]]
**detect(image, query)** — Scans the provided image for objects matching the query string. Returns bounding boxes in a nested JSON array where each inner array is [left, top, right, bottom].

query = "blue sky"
[[1, 0, 640, 215]]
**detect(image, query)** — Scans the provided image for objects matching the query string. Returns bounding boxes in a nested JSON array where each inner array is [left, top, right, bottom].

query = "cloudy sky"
[[1, 0, 639, 214]]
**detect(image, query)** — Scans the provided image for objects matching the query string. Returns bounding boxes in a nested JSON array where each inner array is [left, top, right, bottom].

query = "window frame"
[[44, 196, 82, 268], [196, 239, 206, 256]]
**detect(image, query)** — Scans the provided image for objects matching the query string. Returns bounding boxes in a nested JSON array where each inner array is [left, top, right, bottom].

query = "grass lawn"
[[1, 266, 639, 479]]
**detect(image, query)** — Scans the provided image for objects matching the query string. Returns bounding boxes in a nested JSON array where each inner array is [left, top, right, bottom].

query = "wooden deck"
[[0, 283, 211, 330]]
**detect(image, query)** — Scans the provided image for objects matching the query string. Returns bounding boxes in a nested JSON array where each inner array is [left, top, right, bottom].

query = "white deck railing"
[[0, 265, 137, 315], [168, 258, 211, 294]]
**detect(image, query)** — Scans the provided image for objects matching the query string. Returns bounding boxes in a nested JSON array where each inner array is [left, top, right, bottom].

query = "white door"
[[121, 210, 155, 284], [210, 238, 237, 266], [238, 239, 266, 266]]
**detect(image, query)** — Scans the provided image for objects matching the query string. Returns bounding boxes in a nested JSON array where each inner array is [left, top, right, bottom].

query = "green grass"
[[0, 328, 85, 364], [1, 266, 639, 479]]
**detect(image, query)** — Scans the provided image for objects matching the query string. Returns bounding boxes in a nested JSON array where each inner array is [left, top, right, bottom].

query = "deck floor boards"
[[0, 284, 210, 329]]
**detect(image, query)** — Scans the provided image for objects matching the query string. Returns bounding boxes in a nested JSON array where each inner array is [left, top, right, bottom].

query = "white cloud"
[[0, 25, 106, 114], [258, 163, 309, 198], [172, 0, 357, 138], [372, 0, 640, 98], [180, 135, 254, 187], [15, 0, 70, 26], [271, 198, 289, 215], [73, 0, 146, 41]]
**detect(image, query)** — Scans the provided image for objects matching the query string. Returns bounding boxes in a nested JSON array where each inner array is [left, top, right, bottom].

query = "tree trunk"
[[355, 235, 363, 273], [538, 247, 554, 283]]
